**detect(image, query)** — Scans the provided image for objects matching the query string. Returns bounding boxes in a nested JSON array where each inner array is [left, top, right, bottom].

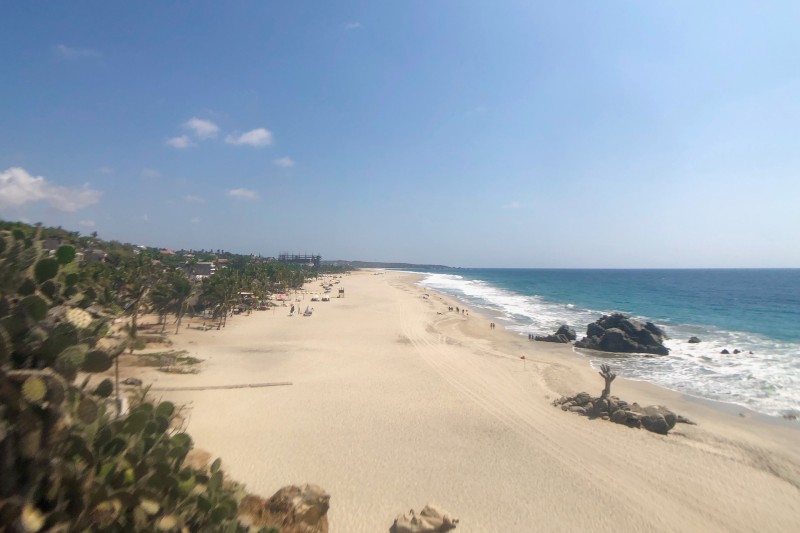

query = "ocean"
[[412, 268, 800, 418]]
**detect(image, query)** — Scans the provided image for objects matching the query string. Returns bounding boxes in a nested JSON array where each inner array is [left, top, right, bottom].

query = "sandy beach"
[[128, 270, 800, 532]]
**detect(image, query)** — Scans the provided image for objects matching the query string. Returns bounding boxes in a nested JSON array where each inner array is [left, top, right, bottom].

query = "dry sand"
[[129, 270, 800, 532]]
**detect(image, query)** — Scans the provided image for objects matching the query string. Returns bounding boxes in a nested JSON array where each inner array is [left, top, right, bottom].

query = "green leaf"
[[211, 458, 222, 474]]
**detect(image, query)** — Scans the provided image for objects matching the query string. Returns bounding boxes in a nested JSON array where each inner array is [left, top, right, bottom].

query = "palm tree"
[[172, 273, 193, 334]]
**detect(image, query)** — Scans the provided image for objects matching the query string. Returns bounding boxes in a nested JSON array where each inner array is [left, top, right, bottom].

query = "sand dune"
[[133, 270, 800, 532]]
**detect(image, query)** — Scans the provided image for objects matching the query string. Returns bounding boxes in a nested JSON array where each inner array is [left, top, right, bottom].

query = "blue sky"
[[1, 1, 799, 267]]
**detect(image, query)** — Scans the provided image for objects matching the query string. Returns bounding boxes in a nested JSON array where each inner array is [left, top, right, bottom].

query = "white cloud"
[[79, 220, 96, 227], [273, 156, 295, 168], [98, 166, 114, 174], [54, 44, 101, 60], [344, 22, 362, 30], [184, 117, 219, 139], [141, 168, 161, 178], [183, 195, 206, 204], [191, 217, 201, 224], [166, 135, 194, 148], [227, 188, 259, 200], [225, 128, 272, 147], [504, 201, 522, 209], [0, 167, 101, 212]]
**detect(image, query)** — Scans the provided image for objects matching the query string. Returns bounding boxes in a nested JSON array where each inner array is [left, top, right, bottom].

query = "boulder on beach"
[[720, 349, 730, 355], [534, 324, 576, 343], [390, 505, 458, 533], [688, 336, 701, 344], [239, 484, 330, 533], [574, 314, 669, 355]]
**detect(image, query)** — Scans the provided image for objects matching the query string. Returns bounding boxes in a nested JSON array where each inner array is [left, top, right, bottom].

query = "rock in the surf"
[[688, 336, 701, 343], [534, 324, 577, 343], [575, 314, 669, 355]]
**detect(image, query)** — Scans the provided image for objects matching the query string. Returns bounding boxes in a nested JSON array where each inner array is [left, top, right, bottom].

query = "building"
[[278, 253, 321, 268], [193, 261, 216, 278], [85, 249, 107, 264]]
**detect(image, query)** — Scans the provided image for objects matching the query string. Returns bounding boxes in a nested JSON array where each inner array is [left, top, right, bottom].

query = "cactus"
[[19, 295, 48, 322], [17, 278, 36, 296], [1, 225, 257, 532], [82, 350, 112, 373], [21, 376, 47, 403], [65, 307, 92, 330], [34, 258, 59, 283], [55, 245, 76, 265], [94, 378, 113, 398]]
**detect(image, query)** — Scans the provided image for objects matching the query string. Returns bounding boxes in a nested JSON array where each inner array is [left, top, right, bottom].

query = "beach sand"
[[129, 270, 800, 532]]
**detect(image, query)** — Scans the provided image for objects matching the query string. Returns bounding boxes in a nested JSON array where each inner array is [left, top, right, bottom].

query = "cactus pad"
[[77, 397, 99, 425], [34, 258, 59, 283], [17, 278, 36, 296], [20, 295, 48, 322], [65, 307, 92, 329], [94, 378, 114, 398], [22, 376, 47, 403], [82, 350, 112, 373], [56, 245, 76, 265]]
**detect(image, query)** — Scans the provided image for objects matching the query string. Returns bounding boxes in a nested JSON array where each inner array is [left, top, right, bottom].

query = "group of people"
[[490, 322, 496, 329], [447, 306, 469, 316]]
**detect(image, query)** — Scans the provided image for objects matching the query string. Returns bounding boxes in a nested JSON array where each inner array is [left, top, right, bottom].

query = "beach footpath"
[[128, 270, 800, 532]]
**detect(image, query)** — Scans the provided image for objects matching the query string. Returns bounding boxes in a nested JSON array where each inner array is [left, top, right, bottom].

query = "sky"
[[1, 1, 799, 268]]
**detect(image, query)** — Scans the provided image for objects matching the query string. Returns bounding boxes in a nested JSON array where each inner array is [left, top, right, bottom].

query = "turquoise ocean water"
[[411, 269, 800, 417]]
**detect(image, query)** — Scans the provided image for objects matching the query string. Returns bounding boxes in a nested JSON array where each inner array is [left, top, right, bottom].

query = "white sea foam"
[[418, 273, 800, 417]]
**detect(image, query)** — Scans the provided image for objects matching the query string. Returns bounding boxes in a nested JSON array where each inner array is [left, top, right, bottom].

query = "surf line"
[[149, 382, 293, 392]]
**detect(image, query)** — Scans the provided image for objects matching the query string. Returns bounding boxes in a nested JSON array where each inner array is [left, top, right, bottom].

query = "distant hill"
[[322, 260, 453, 270]]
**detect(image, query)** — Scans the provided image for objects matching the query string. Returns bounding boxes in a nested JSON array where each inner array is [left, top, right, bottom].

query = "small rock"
[[688, 336, 701, 344], [391, 505, 458, 533], [575, 392, 592, 406], [720, 349, 730, 355], [568, 406, 587, 415], [733, 349, 741, 354], [122, 377, 143, 386], [611, 410, 628, 425]]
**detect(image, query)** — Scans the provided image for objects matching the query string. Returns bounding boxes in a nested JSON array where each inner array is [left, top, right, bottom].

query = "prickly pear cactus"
[[1, 225, 263, 532]]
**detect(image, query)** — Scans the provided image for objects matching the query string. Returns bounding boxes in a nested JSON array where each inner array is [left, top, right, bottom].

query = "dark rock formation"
[[555, 324, 577, 341], [552, 363, 692, 435], [575, 314, 669, 355], [720, 349, 730, 355], [534, 324, 576, 343], [390, 505, 458, 533], [688, 336, 701, 344], [553, 394, 687, 435], [239, 484, 330, 533]]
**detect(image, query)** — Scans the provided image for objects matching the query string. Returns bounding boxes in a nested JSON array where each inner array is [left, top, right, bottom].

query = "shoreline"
[[120, 269, 800, 532], [410, 269, 800, 423]]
